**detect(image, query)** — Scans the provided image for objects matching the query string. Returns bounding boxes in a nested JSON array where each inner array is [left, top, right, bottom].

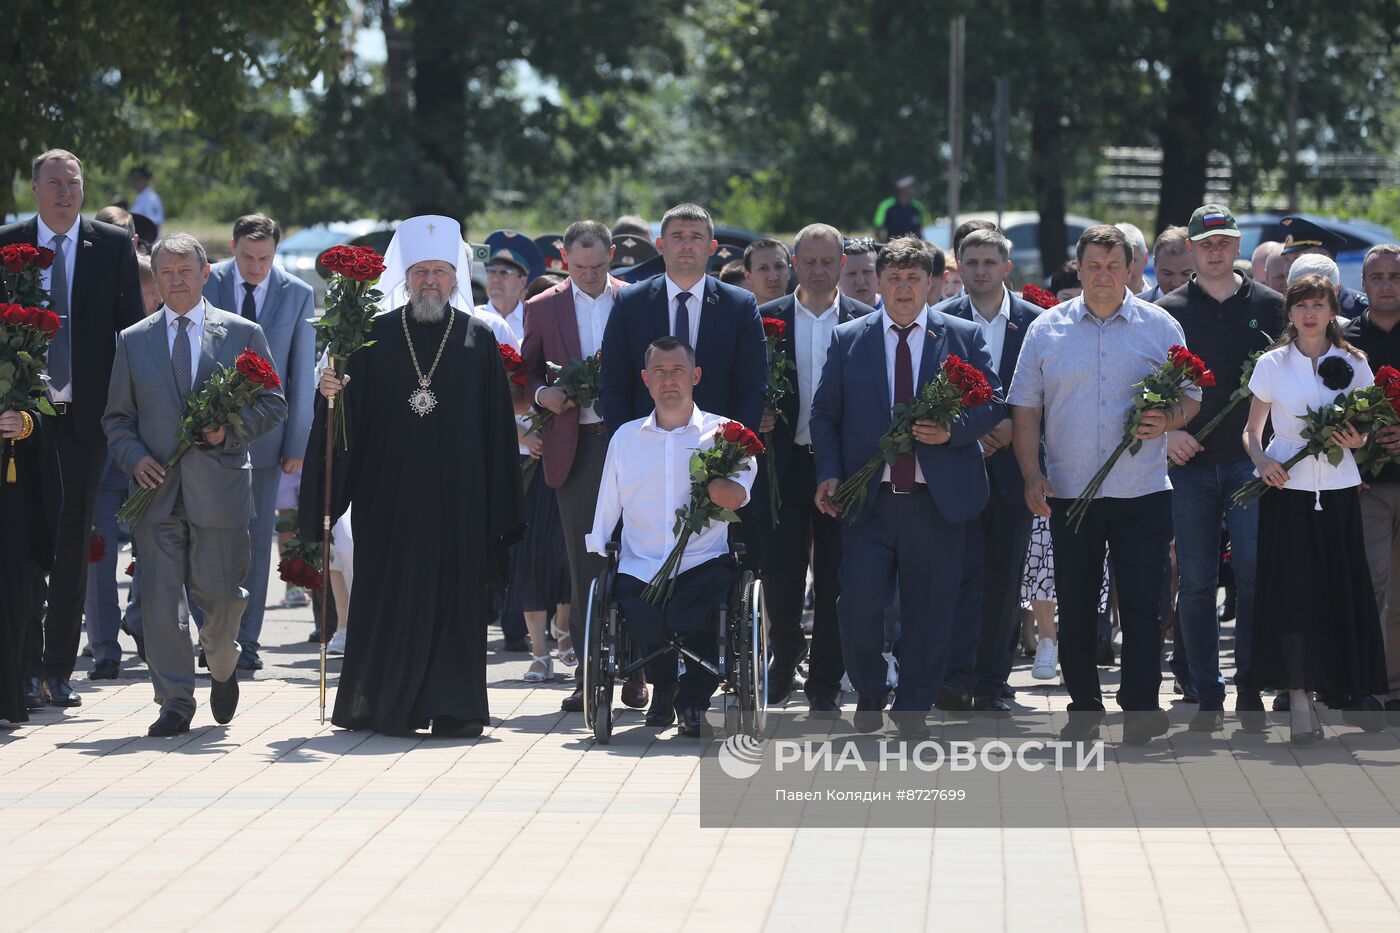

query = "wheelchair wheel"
[[583, 571, 617, 743], [735, 573, 768, 736]]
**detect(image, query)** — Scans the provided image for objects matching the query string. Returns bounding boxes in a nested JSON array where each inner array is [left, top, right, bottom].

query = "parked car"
[[923, 211, 1101, 286], [1233, 214, 1395, 291]]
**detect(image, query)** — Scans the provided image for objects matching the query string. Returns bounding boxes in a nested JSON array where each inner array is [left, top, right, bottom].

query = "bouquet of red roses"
[[1067, 346, 1214, 530], [499, 344, 527, 388], [275, 511, 324, 591], [1021, 283, 1060, 310], [520, 351, 602, 489], [830, 354, 996, 522], [1354, 366, 1400, 479], [761, 316, 794, 525], [313, 245, 386, 449], [641, 421, 764, 606], [0, 243, 55, 307], [0, 302, 62, 483], [117, 349, 283, 524]]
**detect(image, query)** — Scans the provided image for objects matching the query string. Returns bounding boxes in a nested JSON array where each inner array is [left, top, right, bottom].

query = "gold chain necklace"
[[403, 307, 455, 416]]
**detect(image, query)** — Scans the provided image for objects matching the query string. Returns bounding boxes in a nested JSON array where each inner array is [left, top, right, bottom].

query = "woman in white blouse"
[[1242, 274, 1388, 744]]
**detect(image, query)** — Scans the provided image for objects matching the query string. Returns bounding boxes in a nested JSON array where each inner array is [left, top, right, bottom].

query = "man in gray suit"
[[201, 214, 315, 670], [104, 233, 287, 737]]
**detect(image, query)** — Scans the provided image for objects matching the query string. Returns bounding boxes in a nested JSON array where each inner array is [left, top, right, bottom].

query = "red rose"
[[30, 307, 61, 339], [0, 246, 27, 274], [1020, 283, 1059, 310], [762, 317, 786, 340], [740, 429, 766, 457], [88, 531, 106, 564], [721, 421, 745, 444], [31, 247, 55, 270], [235, 349, 282, 389], [1198, 370, 1216, 388]]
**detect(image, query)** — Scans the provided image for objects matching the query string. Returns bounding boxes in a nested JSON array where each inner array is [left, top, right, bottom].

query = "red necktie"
[[891, 322, 916, 492]]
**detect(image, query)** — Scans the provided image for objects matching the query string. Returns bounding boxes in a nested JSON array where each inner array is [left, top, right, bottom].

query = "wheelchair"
[[583, 539, 768, 743]]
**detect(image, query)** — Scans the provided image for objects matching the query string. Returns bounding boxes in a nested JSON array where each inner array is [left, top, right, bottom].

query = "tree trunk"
[[408, 0, 468, 217], [1153, 14, 1228, 234]]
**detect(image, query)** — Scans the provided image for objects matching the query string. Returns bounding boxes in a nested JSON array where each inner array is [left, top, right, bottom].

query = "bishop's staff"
[[309, 245, 385, 723]]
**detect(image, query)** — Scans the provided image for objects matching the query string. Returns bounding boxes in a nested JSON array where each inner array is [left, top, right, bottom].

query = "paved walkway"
[[4, 570, 1400, 930]]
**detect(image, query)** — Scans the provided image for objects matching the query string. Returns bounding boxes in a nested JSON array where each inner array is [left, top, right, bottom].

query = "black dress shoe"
[[502, 636, 530, 653], [23, 678, 44, 710], [121, 620, 147, 663], [805, 692, 842, 715], [210, 672, 239, 725], [88, 660, 120, 681], [892, 712, 931, 740], [1059, 709, 1104, 742], [1272, 692, 1291, 712], [1235, 691, 1267, 732], [431, 716, 484, 738], [852, 697, 885, 734], [645, 684, 679, 727], [676, 707, 710, 738], [972, 696, 1012, 714], [765, 656, 801, 706], [999, 682, 1015, 700], [560, 684, 585, 713], [44, 678, 82, 708], [620, 672, 649, 709], [236, 650, 263, 672], [1188, 705, 1224, 733], [1122, 710, 1170, 745], [148, 710, 192, 737], [934, 686, 973, 713]]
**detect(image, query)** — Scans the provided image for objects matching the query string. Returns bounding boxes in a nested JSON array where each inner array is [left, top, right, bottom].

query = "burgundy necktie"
[[891, 322, 917, 492]]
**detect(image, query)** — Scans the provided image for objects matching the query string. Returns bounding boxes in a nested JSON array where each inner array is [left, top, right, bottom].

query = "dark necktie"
[[48, 234, 71, 392], [891, 322, 917, 492], [241, 282, 257, 321], [172, 317, 193, 397], [674, 292, 690, 343]]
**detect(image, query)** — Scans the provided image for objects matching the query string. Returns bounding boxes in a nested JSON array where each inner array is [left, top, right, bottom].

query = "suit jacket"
[[102, 305, 288, 529], [943, 292, 1041, 507], [522, 274, 629, 488], [0, 217, 146, 444], [756, 291, 873, 485], [600, 273, 767, 433], [810, 307, 1005, 525], [204, 261, 315, 469]]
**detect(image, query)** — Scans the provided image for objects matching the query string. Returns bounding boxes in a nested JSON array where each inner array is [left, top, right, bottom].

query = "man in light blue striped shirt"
[[1008, 225, 1201, 745]]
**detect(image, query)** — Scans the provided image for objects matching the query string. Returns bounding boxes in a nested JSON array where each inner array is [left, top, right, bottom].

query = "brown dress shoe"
[[560, 684, 585, 712], [621, 672, 649, 709]]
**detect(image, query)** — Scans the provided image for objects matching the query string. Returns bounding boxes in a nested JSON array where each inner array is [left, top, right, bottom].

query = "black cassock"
[[302, 307, 523, 735]]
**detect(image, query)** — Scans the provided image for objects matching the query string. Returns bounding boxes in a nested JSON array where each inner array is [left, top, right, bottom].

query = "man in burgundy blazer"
[[521, 219, 644, 713]]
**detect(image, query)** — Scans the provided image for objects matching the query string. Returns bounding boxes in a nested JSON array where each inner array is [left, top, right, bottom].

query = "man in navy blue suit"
[[939, 228, 1042, 713], [810, 236, 1004, 737], [599, 202, 767, 727], [600, 203, 766, 435]]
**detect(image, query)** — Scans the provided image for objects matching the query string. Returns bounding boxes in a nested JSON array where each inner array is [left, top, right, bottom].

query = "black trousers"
[[1049, 492, 1172, 711], [27, 416, 104, 681], [760, 444, 844, 700], [946, 491, 1034, 699]]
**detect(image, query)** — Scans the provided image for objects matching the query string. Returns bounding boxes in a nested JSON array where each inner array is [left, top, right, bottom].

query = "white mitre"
[[376, 214, 473, 310]]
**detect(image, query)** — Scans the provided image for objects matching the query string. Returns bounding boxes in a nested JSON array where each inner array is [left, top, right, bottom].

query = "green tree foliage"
[[1, 0, 342, 214]]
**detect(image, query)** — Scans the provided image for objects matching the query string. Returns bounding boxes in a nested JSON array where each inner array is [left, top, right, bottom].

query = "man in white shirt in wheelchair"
[[588, 336, 758, 737]]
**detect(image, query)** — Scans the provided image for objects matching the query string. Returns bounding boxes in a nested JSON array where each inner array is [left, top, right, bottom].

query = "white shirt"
[[490, 299, 526, 345], [588, 405, 757, 583], [793, 292, 840, 445], [1248, 343, 1373, 496], [36, 216, 79, 403], [571, 281, 614, 425], [232, 264, 270, 320], [664, 275, 706, 348], [880, 310, 928, 485], [164, 300, 206, 361], [968, 287, 1011, 371], [475, 303, 528, 454], [132, 187, 164, 226]]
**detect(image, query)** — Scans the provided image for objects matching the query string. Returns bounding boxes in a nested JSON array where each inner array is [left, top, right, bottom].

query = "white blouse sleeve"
[[1247, 352, 1276, 404]]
